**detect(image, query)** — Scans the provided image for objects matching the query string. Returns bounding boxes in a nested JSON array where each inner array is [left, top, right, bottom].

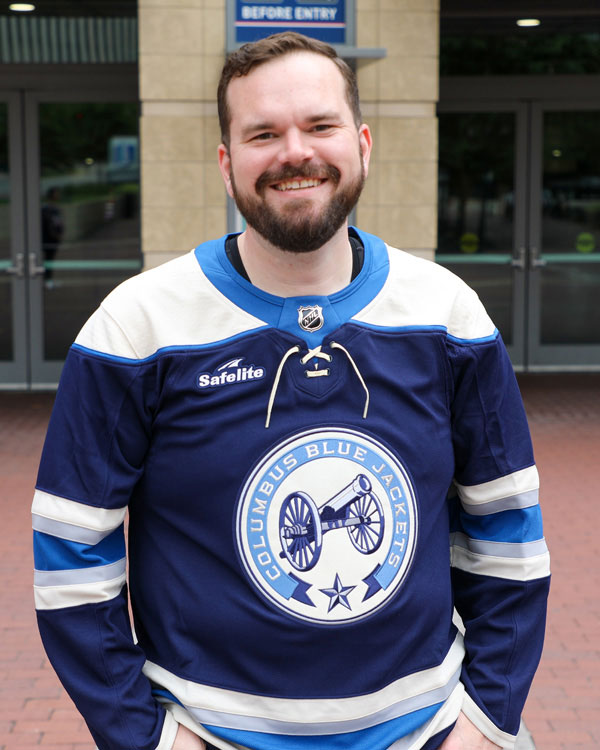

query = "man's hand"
[[439, 712, 502, 750], [172, 723, 207, 750]]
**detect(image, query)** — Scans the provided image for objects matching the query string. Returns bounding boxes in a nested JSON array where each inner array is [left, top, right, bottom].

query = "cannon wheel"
[[346, 492, 384, 554], [279, 491, 323, 572]]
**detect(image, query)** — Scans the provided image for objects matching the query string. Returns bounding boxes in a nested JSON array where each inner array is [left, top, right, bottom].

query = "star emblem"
[[319, 574, 356, 612]]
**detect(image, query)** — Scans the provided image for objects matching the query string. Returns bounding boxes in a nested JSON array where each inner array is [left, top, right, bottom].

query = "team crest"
[[235, 428, 418, 625], [297, 305, 324, 332]]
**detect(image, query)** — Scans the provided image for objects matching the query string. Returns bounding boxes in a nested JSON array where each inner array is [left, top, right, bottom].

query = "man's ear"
[[358, 124, 373, 178], [217, 143, 234, 199]]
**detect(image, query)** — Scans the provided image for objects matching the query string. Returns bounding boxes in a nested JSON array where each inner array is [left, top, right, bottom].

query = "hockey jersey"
[[33, 228, 550, 750]]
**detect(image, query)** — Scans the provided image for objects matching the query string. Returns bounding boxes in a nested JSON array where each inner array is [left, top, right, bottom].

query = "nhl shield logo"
[[235, 427, 418, 625], [298, 305, 324, 332]]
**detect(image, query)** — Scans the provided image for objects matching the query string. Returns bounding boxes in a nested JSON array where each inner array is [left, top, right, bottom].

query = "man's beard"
[[230, 160, 365, 254]]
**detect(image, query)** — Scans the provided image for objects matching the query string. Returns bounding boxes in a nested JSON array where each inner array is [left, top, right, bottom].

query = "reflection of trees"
[[543, 112, 600, 232], [40, 102, 138, 174], [441, 33, 600, 76], [438, 112, 514, 253], [0, 106, 7, 173]]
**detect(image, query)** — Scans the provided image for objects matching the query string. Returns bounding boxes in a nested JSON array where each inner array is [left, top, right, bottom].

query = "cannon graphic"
[[279, 474, 384, 572]]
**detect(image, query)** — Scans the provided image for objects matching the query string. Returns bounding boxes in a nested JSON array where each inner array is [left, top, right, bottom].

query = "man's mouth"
[[273, 178, 325, 191]]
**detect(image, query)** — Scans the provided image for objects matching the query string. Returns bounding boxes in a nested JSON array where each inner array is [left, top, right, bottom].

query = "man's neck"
[[237, 224, 353, 298]]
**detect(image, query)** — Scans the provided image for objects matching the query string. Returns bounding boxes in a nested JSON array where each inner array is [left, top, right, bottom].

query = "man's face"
[[218, 51, 372, 253]]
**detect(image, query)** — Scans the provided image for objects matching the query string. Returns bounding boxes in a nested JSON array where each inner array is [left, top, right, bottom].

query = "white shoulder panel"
[[355, 247, 496, 341], [75, 251, 267, 360]]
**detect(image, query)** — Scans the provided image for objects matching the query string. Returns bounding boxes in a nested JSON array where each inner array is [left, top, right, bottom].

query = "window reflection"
[[437, 112, 516, 344], [39, 102, 141, 360], [438, 112, 515, 255], [0, 103, 13, 361], [542, 111, 600, 255], [540, 110, 600, 345]]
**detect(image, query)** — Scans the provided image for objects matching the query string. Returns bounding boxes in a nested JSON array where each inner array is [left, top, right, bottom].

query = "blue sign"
[[235, 0, 346, 44]]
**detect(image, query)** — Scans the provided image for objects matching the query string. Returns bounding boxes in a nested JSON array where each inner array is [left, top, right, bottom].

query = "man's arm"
[[33, 320, 174, 750], [446, 302, 550, 748]]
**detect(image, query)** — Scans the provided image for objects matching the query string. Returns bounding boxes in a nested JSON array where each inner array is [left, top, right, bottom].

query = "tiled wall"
[[139, 0, 227, 268], [357, 0, 439, 258], [138, 0, 439, 268]]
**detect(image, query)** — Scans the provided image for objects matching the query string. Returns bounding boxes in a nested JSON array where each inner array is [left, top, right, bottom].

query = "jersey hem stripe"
[[142, 634, 464, 732]]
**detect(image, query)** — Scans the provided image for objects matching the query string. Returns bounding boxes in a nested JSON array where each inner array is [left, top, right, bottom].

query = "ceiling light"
[[516, 19, 541, 27], [9, 3, 35, 10]]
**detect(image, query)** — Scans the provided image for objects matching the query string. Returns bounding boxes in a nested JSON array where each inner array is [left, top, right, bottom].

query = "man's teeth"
[[274, 178, 322, 191]]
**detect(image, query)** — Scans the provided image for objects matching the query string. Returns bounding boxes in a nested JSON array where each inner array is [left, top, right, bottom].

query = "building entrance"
[[437, 77, 600, 370], [0, 86, 140, 388]]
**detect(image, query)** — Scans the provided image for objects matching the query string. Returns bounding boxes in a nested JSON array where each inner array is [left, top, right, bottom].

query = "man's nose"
[[278, 128, 314, 165]]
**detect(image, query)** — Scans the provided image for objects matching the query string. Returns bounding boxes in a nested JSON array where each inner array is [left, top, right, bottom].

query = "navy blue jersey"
[[33, 229, 550, 750]]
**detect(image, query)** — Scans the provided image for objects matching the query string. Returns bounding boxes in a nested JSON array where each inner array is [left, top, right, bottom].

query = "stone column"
[[356, 0, 439, 260], [138, 0, 227, 269]]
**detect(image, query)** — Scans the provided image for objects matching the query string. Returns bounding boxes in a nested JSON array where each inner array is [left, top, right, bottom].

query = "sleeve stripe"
[[450, 545, 550, 581], [32, 514, 110, 545], [455, 505, 543, 544], [456, 466, 539, 506], [33, 527, 125, 572], [34, 558, 126, 587], [32, 489, 127, 533], [450, 532, 548, 559], [459, 490, 539, 516], [34, 575, 127, 610]]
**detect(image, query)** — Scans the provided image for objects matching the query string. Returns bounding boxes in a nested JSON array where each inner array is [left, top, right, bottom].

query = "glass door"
[[26, 94, 141, 386], [0, 92, 28, 386], [528, 105, 600, 368], [0, 92, 140, 388], [437, 103, 528, 367], [437, 99, 600, 370]]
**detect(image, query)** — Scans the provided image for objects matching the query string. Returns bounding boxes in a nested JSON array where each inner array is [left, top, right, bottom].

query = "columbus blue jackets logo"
[[297, 305, 324, 332], [236, 428, 418, 625]]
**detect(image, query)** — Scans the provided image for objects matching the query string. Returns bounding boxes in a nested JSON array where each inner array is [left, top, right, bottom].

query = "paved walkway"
[[0, 375, 598, 749]]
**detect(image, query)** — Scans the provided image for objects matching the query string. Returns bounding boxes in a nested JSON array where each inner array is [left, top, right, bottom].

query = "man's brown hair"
[[217, 32, 362, 149]]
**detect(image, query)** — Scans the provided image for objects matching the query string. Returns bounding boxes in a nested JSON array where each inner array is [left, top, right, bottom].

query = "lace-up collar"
[[265, 342, 369, 428]]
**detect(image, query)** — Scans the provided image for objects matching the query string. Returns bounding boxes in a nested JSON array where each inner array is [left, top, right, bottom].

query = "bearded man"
[[33, 32, 550, 750]]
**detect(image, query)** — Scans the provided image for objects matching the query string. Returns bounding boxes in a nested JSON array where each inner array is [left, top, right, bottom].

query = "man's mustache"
[[255, 163, 341, 193]]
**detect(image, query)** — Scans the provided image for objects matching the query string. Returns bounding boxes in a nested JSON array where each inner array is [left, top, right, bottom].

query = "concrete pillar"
[[356, 0, 439, 260], [138, 0, 227, 269]]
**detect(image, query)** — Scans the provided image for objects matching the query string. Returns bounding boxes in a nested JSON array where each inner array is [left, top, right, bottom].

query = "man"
[[33, 33, 550, 750]]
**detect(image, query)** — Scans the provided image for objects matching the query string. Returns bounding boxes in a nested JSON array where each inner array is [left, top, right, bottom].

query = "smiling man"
[[33, 32, 550, 750]]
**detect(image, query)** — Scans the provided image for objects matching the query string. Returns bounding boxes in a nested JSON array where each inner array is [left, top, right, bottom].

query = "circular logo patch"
[[236, 428, 418, 625]]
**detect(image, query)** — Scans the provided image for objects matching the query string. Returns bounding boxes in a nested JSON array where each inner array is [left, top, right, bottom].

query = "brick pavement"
[[0, 376, 598, 750], [517, 374, 600, 750], [0, 393, 93, 750]]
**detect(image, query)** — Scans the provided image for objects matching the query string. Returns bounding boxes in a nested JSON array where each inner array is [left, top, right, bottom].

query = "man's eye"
[[253, 132, 275, 141], [312, 124, 333, 132]]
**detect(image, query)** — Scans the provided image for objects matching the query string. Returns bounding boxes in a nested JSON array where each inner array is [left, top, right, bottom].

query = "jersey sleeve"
[[446, 288, 550, 748], [32, 306, 179, 750]]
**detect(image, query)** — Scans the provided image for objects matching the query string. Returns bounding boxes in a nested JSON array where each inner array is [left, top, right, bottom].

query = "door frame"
[[0, 90, 28, 387], [439, 75, 600, 371]]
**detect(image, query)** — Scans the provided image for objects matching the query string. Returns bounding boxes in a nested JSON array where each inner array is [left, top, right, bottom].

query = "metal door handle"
[[29, 252, 46, 277], [530, 248, 547, 269], [5, 252, 25, 277], [511, 247, 526, 269]]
